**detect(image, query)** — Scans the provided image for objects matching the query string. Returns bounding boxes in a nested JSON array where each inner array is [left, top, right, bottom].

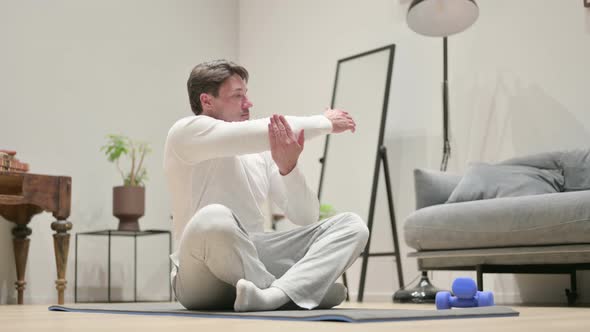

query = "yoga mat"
[[49, 302, 519, 323]]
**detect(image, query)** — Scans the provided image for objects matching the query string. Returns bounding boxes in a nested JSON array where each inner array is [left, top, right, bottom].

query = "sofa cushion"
[[500, 148, 590, 191], [414, 169, 462, 209], [446, 163, 564, 203], [404, 190, 590, 251]]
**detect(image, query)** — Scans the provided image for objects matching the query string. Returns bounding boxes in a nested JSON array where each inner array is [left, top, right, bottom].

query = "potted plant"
[[101, 135, 151, 232]]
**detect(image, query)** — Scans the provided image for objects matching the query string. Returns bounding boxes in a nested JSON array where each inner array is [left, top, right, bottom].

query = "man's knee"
[[335, 212, 370, 244], [195, 204, 233, 220], [186, 204, 241, 240]]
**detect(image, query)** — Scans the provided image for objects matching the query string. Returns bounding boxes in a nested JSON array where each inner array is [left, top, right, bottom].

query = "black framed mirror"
[[317, 44, 404, 302]]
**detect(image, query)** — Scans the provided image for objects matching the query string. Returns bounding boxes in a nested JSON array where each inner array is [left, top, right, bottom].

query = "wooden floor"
[[1, 301, 589, 332]]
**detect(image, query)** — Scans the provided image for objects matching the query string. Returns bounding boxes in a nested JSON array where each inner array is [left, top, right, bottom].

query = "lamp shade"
[[407, 0, 479, 37]]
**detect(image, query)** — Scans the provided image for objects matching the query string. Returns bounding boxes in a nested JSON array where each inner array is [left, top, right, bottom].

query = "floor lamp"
[[393, 0, 479, 303]]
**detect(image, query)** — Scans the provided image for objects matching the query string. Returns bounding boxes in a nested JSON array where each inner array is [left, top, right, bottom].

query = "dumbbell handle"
[[449, 296, 479, 308]]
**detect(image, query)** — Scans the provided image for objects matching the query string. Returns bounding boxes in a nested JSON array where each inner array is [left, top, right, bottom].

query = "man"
[[164, 59, 369, 312]]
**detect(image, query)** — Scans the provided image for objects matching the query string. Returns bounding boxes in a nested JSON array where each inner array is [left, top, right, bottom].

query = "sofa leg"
[[476, 265, 484, 291], [565, 270, 578, 306]]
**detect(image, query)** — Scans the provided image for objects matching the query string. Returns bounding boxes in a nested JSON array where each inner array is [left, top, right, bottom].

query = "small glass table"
[[75, 229, 172, 303]]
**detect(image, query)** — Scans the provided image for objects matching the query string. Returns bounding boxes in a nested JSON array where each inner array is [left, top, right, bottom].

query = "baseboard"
[[347, 291, 393, 303], [0, 295, 74, 305]]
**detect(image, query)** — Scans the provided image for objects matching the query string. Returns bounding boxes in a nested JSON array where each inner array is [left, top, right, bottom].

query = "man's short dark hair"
[[187, 60, 249, 115]]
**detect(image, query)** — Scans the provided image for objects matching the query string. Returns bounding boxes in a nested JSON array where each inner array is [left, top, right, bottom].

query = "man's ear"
[[199, 93, 213, 112]]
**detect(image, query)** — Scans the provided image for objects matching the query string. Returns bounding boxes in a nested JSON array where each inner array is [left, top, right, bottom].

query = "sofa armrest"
[[414, 168, 462, 209]]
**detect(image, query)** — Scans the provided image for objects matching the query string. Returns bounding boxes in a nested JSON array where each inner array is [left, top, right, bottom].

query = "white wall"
[[239, 0, 590, 304], [0, 0, 238, 304]]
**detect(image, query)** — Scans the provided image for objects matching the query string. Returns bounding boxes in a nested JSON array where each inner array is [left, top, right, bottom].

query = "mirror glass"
[[319, 47, 393, 222]]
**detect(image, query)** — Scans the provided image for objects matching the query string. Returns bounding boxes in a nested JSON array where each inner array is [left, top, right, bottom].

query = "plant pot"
[[113, 185, 145, 232]]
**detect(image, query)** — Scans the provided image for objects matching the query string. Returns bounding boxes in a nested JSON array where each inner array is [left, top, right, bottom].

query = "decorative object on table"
[[101, 135, 151, 231], [394, 0, 480, 304], [318, 44, 404, 302], [435, 277, 494, 310], [0, 149, 30, 172]]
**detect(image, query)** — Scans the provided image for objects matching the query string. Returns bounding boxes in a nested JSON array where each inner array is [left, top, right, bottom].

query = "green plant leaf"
[[102, 134, 151, 186]]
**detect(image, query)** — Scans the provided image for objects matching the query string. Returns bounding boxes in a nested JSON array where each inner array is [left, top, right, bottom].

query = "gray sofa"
[[403, 150, 590, 305]]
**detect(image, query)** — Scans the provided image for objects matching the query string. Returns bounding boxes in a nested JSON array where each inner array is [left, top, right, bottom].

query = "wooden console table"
[[0, 171, 72, 304]]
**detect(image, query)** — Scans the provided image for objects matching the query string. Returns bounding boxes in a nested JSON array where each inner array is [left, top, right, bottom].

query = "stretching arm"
[[166, 115, 332, 164]]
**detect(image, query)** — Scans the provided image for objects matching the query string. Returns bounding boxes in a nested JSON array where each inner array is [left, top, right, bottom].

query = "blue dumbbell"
[[435, 277, 494, 310]]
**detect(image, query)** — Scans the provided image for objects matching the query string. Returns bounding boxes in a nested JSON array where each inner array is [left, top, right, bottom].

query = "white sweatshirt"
[[163, 114, 333, 266]]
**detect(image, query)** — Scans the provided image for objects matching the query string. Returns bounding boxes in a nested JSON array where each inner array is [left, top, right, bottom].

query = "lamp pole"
[[441, 36, 450, 171], [394, 0, 479, 304], [393, 36, 451, 304]]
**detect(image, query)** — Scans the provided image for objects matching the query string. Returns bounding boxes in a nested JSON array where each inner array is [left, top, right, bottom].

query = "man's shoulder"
[[169, 115, 214, 129], [167, 115, 218, 138]]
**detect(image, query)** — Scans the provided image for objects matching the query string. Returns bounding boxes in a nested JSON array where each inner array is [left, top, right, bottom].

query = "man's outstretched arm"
[[167, 114, 333, 164]]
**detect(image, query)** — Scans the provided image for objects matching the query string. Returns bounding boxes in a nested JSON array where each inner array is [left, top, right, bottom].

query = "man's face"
[[203, 74, 253, 122]]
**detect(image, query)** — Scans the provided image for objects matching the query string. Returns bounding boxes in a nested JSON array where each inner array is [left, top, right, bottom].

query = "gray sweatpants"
[[171, 204, 369, 310]]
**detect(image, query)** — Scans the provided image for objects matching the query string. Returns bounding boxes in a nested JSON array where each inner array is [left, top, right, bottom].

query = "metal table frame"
[[74, 229, 172, 303]]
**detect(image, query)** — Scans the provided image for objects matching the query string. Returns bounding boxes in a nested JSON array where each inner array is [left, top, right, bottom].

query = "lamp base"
[[393, 272, 446, 303]]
